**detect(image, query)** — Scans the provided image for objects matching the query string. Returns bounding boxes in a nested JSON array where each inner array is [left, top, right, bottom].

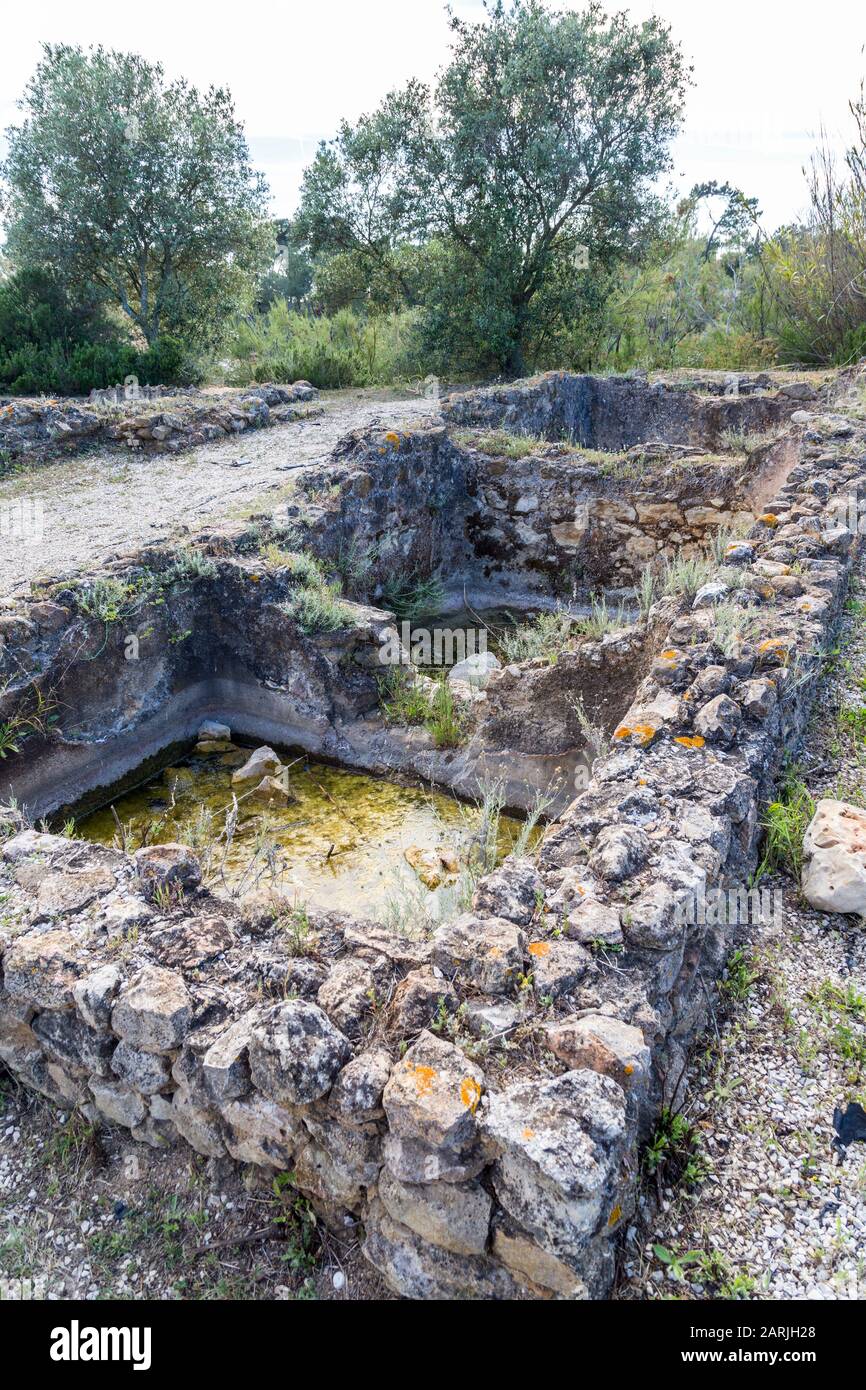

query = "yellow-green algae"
[[77, 748, 532, 917]]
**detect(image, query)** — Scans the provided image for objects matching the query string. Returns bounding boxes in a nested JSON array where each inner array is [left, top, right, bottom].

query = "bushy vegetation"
[[220, 301, 424, 389], [498, 609, 574, 664], [0, 268, 193, 394], [378, 667, 466, 747]]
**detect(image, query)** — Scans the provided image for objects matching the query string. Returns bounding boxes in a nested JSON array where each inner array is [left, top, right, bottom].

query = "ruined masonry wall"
[[0, 389, 862, 1300]]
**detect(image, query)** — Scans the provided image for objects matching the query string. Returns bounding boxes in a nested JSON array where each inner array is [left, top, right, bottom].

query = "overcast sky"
[[1, 0, 864, 230]]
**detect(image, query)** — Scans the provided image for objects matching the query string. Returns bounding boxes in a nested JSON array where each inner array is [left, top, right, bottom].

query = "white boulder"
[[801, 798, 866, 913]]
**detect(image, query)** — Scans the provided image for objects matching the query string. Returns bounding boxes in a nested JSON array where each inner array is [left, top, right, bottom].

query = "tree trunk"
[[506, 338, 526, 378], [507, 297, 529, 378]]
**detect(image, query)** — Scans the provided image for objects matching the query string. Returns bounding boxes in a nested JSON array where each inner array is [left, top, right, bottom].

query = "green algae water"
[[77, 748, 534, 918]]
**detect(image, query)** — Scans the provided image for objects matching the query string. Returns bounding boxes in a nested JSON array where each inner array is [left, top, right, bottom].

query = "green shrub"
[[759, 775, 815, 877], [263, 545, 326, 587], [282, 582, 352, 634], [0, 334, 194, 395], [379, 667, 431, 726], [379, 572, 444, 622], [499, 609, 574, 664], [222, 302, 424, 390], [426, 677, 465, 749]]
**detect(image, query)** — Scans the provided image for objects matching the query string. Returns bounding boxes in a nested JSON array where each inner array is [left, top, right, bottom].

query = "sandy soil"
[[0, 389, 426, 598]]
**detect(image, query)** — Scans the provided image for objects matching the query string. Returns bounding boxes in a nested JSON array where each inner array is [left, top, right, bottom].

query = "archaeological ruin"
[[0, 368, 859, 1299]]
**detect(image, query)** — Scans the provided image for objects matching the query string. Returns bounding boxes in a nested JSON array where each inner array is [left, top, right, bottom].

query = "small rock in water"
[[250, 775, 293, 808], [232, 745, 284, 790], [404, 845, 459, 890], [198, 721, 231, 741]]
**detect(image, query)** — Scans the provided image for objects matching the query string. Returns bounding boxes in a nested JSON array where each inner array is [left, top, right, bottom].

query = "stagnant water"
[[76, 747, 533, 917]]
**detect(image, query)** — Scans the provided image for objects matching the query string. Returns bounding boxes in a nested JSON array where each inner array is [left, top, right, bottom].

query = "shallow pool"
[[76, 747, 534, 918]]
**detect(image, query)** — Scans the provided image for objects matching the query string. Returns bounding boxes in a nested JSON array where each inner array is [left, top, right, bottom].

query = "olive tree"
[[1, 45, 273, 347], [296, 0, 690, 373]]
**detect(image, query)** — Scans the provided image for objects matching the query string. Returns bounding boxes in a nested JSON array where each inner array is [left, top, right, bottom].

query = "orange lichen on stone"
[[522, 1128, 535, 1141], [412, 1065, 436, 1097], [674, 734, 705, 748], [632, 724, 656, 746], [384, 431, 400, 445], [460, 1077, 482, 1113], [528, 941, 550, 957], [660, 649, 678, 661], [613, 725, 631, 741], [759, 513, 779, 527], [607, 1205, 623, 1227]]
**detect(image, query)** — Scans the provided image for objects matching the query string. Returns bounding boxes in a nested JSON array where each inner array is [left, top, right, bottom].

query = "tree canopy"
[[1, 44, 273, 347], [295, 0, 690, 372]]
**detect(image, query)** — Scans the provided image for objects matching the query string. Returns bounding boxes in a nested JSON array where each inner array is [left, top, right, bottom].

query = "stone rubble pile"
[[0, 382, 317, 462]]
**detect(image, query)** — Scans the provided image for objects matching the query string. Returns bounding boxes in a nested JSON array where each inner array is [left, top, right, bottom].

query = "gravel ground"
[[0, 1076, 391, 1302], [619, 551, 866, 1303], [0, 387, 424, 598]]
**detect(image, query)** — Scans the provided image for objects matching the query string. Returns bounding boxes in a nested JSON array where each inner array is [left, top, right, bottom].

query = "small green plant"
[[575, 593, 627, 640], [758, 774, 815, 877], [380, 571, 445, 622], [661, 552, 715, 601], [0, 685, 58, 759], [329, 537, 378, 593], [498, 608, 573, 663], [282, 582, 353, 634], [456, 428, 545, 460], [378, 666, 431, 726], [571, 693, 608, 763], [719, 427, 781, 455], [425, 676, 465, 748], [720, 1270, 757, 1300], [270, 1174, 319, 1278], [75, 576, 134, 623], [511, 784, 554, 859], [164, 549, 218, 584], [264, 546, 327, 586], [43, 1111, 99, 1172], [645, 1108, 707, 1189], [653, 1245, 704, 1281], [637, 567, 657, 617], [277, 904, 314, 957], [720, 947, 762, 1002]]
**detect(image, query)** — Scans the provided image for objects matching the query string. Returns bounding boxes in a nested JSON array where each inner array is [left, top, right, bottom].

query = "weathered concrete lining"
[[7, 674, 590, 824]]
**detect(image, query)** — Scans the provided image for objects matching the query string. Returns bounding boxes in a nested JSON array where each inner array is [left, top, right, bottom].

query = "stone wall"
[[0, 383, 317, 462], [0, 375, 862, 1300], [465, 434, 798, 590], [442, 370, 811, 449]]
